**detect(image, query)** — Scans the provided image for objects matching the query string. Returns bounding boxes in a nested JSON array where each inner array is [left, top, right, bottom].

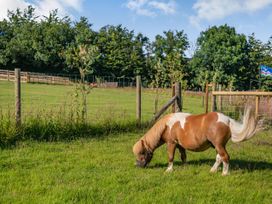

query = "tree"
[[260, 37, 272, 90], [152, 30, 189, 87], [33, 10, 74, 73], [190, 24, 250, 90], [0, 6, 74, 72], [96, 25, 148, 78], [63, 17, 99, 121], [247, 33, 266, 89], [1, 6, 38, 70]]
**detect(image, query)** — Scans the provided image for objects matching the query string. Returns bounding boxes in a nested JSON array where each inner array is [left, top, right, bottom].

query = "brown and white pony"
[[133, 107, 259, 175]]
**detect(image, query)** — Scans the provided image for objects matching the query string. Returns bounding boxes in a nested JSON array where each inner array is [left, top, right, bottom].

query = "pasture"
[[0, 131, 272, 203], [0, 81, 272, 203], [0, 81, 203, 122]]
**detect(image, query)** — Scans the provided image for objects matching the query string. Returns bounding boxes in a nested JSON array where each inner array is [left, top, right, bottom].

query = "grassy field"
[[0, 130, 271, 203], [0, 81, 272, 203], [0, 81, 204, 122]]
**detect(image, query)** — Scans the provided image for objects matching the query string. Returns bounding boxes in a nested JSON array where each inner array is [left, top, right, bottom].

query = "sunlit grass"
[[0, 130, 271, 203], [0, 81, 271, 203]]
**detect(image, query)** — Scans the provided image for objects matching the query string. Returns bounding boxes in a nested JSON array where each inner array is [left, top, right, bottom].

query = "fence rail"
[[0, 69, 71, 85], [0, 69, 136, 87], [211, 90, 272, 120], [212, 91, 272, 96]]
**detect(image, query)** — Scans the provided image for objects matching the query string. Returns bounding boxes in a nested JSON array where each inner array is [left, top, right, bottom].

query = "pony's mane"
[[142, 114, 171, 151]]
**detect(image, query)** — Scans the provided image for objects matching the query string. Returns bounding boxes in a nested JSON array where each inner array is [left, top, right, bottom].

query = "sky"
[[1, 0, 272, 56]]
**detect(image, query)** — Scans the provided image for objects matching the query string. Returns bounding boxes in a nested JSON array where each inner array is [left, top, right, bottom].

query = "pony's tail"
[[229, 107, 260, 143]]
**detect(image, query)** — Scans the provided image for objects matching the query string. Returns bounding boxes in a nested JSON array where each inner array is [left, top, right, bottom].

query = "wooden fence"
[[211, 91, 272, 119], [0, 69, 133, 87], [0, 69, 72, 85]]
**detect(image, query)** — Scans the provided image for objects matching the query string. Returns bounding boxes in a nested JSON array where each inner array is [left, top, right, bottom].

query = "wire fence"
[[211, 91, 272, 128], [0, 69, 137, 88], [1, 69, 272, 126]]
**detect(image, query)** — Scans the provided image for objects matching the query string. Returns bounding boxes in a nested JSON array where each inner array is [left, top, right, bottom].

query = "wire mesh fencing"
[[213, 93, 272, 124]]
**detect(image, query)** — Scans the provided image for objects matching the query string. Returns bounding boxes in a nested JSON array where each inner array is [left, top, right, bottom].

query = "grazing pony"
[[133, 107, 259, 175]]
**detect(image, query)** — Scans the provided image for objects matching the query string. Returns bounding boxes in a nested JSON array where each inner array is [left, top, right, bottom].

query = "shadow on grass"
[[149, 159, 272, 171]]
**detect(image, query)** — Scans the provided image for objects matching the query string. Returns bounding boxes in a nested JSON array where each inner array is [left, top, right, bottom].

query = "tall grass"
[[0, 104, 147, 148]]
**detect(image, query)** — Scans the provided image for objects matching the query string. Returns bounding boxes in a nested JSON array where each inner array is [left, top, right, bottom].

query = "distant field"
[[0, 81, 204, 122], [0, 130, 271, 203]]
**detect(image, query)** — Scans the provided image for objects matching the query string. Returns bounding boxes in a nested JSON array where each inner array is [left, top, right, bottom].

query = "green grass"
[[0, 130, 271, 203], [0, 81, 272, 203], [0, 81, 204, 146], [0, 81, 204, 122]]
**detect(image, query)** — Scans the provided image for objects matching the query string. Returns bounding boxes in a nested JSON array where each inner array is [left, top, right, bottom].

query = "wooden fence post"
[[7, 70, 10, 81], [150, 95, 177, 125], [211, 83, 217, 112], [175, 82, 182, 112], [218, 84, 222, 112], [172, 84, 175, 113], [15, 68, 21, 126], [205, 83, 209, 113], [136, 76, 141, 124], [255, 96, 259, 118]]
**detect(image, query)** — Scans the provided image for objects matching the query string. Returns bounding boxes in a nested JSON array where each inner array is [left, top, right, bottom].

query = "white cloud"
[[126, 0, 176, 17], [148, 1, 176, 15], [0, 0, 29, 19], [190, 0, 272, 27], [0, 0, 84, 20]]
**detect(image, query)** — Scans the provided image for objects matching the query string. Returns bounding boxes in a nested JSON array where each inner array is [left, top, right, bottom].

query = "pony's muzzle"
[[135, 160, 146, 168]]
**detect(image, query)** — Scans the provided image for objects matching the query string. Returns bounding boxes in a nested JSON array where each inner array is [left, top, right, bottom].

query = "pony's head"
[[133, 139, 153, 168]]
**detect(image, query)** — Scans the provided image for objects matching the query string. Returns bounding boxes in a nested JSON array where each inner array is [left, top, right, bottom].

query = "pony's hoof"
[[210, 168, 217, 173], [165, 168, 173, 173], [222, 172, 230, 176]]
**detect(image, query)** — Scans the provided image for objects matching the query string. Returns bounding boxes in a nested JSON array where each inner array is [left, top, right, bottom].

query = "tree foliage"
[[190, 25, 250, 89], [151, 30, 189, 87], [0, 7, 272, 90]]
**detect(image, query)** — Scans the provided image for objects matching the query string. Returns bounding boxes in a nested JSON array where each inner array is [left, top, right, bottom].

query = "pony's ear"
[[133, 139, 144, 155], [141, 140, 145, 149]]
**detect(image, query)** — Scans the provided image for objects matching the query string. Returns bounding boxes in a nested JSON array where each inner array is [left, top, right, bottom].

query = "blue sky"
[[1, 0, 272, 54]]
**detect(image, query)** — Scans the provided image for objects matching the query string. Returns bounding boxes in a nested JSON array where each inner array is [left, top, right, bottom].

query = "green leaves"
[[1, 7, 271, 90], [151, 30, 189, 87], [190, 25, 251, 90], [64, 44, 99, 80]]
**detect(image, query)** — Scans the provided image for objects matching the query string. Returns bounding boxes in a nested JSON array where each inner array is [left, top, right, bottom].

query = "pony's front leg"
[[177, 145, 186, 163], [165, 143, 176, 172]]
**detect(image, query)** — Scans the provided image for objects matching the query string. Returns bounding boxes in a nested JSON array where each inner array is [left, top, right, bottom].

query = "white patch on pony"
[[222, 161, 229, 176], [216, 113, 230, 126], [165, 162, 173, 172], [210, 154, 222, 173], [166, 113, 191, 130]]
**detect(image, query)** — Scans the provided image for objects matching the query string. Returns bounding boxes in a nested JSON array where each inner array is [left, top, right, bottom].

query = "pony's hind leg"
[[165, 143, 176, 172], [177, 145, 186, 163], [210, 154, 222, 173], [215, 146, 230, 176]]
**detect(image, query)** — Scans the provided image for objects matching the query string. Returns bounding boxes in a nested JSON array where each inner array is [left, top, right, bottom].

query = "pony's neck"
[[142, 133, 162, 153]]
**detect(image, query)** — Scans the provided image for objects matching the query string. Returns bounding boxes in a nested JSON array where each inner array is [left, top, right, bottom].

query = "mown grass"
[[0, 81, 272, 203], [0, 130, 271, 203]]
